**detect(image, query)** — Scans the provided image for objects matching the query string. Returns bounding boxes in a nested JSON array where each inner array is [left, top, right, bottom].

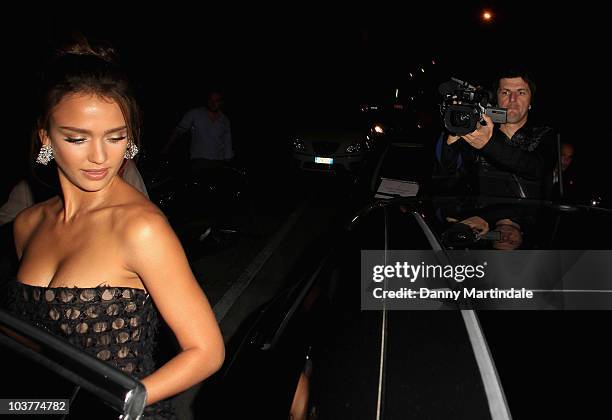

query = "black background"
[[1, 3, 606, 198]]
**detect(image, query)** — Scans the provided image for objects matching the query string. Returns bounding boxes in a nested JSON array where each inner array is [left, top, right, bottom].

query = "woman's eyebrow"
[[104, 126, 128, 134], [59, 126, 127, 135]]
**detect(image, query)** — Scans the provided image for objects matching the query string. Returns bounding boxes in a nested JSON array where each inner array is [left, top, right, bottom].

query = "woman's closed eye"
[[64, 137, 87, 144], [108, 136, 127, 143], [63, 136, 126, 144]]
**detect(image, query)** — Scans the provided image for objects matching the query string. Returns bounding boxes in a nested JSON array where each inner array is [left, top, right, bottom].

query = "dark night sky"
[[2, 3, 606, 197]]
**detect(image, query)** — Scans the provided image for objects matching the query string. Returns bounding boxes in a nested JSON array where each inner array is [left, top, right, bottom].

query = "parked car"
[[193, 140, 612, 419], [291, 109, 384, 174]]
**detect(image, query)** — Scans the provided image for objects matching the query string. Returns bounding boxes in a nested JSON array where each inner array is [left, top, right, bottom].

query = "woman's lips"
[[81, 168, 109, 180]]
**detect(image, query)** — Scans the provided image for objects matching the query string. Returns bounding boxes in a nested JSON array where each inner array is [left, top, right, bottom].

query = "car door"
[[0, 309, 146, 419]]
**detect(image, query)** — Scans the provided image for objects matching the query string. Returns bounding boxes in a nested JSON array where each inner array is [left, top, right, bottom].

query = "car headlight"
[[372, 124, 385, 135], [346, 142, 363, 153], [293, 138, 305, 151]]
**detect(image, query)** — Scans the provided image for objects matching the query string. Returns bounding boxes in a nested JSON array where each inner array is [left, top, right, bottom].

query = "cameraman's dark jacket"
[[435, 123, 556, 199]]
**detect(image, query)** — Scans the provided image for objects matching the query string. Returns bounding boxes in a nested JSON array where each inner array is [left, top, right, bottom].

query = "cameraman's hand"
[[459, 216, 489, 237], [463, 114, 494, 150]]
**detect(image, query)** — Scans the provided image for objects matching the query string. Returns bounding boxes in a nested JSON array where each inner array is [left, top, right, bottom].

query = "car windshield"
[[290, 108, 371, 132]]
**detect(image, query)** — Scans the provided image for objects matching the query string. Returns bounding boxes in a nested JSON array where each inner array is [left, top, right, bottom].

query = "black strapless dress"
[[4, 281, 176, 419]]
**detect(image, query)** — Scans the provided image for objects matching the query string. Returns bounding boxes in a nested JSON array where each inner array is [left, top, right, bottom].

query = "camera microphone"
[[438, 79, 462, 95]]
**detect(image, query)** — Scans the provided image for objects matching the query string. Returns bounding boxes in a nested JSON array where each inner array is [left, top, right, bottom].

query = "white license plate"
[[315, 157, 334, 164]]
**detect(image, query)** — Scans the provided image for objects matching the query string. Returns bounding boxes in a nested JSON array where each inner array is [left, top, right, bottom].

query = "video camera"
[[439, 78, 507, 135]]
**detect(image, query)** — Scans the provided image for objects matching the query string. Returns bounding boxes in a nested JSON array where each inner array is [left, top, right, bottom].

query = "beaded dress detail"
[[5, 281, 176, 419]]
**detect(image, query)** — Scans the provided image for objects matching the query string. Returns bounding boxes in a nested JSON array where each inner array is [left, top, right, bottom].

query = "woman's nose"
[[88, 140, 107, 164]]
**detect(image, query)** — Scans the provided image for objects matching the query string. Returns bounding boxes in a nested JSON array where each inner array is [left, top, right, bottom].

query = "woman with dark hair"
[[5, 38, 224, 418]]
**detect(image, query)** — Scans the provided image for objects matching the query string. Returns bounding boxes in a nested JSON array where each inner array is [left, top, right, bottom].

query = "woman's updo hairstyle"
[[32, 33, 141, 163]]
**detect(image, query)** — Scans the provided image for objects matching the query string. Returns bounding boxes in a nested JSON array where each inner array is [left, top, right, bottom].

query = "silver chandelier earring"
[[36, 144, 54, 165], [124, 141, 139, 159]]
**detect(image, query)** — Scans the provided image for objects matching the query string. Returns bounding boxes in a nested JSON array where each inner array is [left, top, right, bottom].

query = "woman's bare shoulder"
[[113, 198, 185, 276], [111, 194, 172, 243]]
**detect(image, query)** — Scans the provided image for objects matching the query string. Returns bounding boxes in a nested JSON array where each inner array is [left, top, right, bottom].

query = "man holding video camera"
[[435, 68, 556, 198]]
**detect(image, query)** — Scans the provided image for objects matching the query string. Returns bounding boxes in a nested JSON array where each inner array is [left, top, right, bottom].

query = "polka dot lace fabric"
[[5, 281, 176, 419]]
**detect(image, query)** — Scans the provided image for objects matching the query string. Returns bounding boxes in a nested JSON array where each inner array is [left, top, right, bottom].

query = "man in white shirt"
[[163, 90, 233, 175]]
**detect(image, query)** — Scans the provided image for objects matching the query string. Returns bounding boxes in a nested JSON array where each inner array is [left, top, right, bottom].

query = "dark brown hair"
[[32, 36, 141, 163], [493, 67, 537, 105]]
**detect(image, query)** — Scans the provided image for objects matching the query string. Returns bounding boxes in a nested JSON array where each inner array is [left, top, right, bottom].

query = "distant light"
[[409, 72, 413, 78], [420, 68, 425, 73], [482, 10, 493, 21], [293, 138, 305, 151], [395, 88, 399, 99], [374, 125, 384, 134], [431, 59, 436, 65]]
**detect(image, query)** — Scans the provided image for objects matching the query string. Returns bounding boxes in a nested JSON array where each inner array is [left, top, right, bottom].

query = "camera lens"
[[444, 104, 478, 135]]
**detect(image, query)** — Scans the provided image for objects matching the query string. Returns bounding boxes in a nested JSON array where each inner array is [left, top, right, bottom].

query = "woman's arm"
[[124, 209, 224, 405]]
